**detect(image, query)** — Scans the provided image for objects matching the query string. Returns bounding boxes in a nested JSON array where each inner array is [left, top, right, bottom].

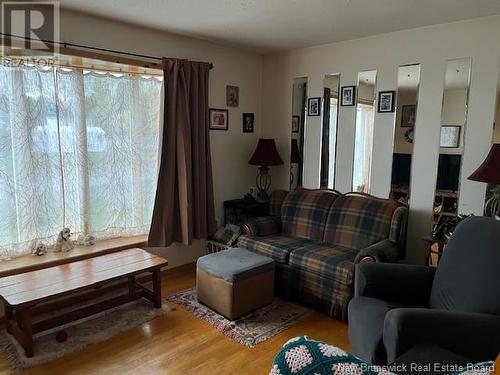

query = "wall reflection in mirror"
[[390, 64, 421, 202], [352, 70, 377, 193], [483, 61, 500, 218], [320, 74, 340, 188], [433, 58, 471, 228], [290, 78, 307, 190]]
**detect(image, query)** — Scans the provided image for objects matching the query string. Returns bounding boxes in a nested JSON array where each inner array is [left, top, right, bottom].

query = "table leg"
[[128, 275, 136, 295], [19, 307, 34, 357], [152, 269, 162, 308], [4, 304, 13, 334]]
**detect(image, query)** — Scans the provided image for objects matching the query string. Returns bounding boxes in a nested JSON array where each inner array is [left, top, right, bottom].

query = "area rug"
[[0, 294, 173, 370], [167, 288, 310, 347]]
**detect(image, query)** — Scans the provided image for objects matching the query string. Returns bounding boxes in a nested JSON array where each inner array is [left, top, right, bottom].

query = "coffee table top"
[[0, 248, 167, 306]]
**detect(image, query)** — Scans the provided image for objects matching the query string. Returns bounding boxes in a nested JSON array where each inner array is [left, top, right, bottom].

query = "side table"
[[223, 199, 269, 225]]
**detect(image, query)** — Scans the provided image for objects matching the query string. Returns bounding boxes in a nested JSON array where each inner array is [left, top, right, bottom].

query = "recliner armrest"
[[355, 262, 436, 306], [383, 308, 500, 363], [354, 239, 401, 263], [240, 216, 281, 236]]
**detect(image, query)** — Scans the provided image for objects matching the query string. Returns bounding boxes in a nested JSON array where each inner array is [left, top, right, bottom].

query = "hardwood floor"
[[0, 263, 349, 375]]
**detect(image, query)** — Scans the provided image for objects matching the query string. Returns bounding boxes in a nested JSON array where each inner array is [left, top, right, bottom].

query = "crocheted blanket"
[[269, 336, 493, 375]]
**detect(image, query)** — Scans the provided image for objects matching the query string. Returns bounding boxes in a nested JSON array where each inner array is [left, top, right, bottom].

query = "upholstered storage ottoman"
[[196, 248, 275, 320]]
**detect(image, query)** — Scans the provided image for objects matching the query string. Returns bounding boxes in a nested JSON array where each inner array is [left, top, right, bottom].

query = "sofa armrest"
[[354, 262, 436, 306], [354, 239, 401, 263], [383, 308, 500, 363], [240, 216, 281, 236]]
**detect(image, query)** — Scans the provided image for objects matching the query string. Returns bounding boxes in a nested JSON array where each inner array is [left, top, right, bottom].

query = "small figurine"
[[54, 228, 75, 252], [31, 241, 47, 256], [76, 234, 96, 246]]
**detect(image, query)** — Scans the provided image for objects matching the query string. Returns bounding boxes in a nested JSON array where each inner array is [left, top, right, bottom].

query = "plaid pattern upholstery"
[[240, 216, 281, 236], [323, 194, 399, 250], [287, 243, 358, 319], [289, 243, 358, 285], [237, 234, 310, 264], [389, 205, 408, 247], [281, 189, 340, 241], [269, 190, 289, 217]]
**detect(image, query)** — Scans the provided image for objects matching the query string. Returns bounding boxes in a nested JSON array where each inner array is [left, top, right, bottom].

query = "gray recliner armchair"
[[348, 216, 500, 365]]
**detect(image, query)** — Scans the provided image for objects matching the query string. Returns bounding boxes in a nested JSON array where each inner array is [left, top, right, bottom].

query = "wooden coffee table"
[[0, 248, 168, 357]]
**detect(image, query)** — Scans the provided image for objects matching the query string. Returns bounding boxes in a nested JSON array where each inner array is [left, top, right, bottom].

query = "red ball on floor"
[[56, 330, 68, 343]]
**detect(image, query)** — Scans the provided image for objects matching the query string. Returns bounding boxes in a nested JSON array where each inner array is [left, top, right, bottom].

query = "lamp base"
[[256, 166, 271, 202], [485, 186, 500, 220]]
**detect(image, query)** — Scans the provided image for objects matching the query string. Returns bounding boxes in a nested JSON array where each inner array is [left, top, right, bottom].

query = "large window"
[[0, 63, 162, 258]]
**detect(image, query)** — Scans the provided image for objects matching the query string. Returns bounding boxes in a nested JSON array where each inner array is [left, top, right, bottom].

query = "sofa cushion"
[[237, 234, 311, 264], [281, 189, 340, 242], [269, 190, 289, 217], [289, 243, 358, 285], [323, 194, 398, 250]]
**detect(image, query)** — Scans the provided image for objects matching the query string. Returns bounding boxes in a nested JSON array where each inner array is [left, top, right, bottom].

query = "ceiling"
[[60, 0, 500, 54]]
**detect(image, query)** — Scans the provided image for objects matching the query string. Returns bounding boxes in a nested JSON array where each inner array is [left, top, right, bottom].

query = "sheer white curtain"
[[0, 64, 162, 258], [352, 102, 375, 193]]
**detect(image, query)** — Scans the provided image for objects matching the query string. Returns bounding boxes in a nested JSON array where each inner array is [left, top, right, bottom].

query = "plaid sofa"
[[238, 189, 408, 320]]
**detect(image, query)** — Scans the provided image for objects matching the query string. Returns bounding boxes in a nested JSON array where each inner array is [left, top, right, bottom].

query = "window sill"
[[0, 235, 148, 278]]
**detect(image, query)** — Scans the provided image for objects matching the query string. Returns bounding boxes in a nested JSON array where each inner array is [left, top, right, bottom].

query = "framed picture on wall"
[[242, 113, 254, 133], [401, 105, 417, 127], [340, 86, 356, 106], [440, 125, 461, 148], [292, 116, 300, 133], [308, 97, 321, 116], [209, 108, 228, 130], [226, 85, 239, 107], [378, 91, 395, 113]]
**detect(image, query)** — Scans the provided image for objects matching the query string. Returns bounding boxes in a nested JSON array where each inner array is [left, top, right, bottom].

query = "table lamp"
[[290, 139, 301, 186], [249, 138, 283, 201], [468, 144, 500, 219]]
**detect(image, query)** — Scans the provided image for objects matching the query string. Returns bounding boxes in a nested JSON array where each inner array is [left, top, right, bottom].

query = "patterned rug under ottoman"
[[167, 288, 310, 347]]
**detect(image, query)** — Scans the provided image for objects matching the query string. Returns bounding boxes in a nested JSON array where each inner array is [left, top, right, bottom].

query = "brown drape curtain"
[[148, 58, 216, 247]]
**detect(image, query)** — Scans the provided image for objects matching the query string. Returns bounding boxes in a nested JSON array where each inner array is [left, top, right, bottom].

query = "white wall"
[[261, 16, 500, 264], [59, 10, 263, 268]]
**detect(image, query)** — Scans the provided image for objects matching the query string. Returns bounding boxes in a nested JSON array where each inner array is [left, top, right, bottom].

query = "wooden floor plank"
[[0, 263, 350, 375]]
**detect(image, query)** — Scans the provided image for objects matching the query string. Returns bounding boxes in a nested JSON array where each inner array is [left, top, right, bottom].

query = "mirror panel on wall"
[[320, 74, 341, 189], [390, 64, 421, 203], [290, 78, 307, 190], [352, 70, 377, 193], [433, 58, 471, 227], [484, 62, 500, 217]]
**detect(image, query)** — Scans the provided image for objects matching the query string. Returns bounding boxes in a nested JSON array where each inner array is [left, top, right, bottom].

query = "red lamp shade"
[[468, 144, 500, 184], [290, 139, 301, 164], [249, 138, 283, 166]]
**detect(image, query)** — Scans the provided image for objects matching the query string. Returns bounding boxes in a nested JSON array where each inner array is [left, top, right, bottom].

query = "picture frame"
[[401, 105, 417, 127], [308, 97, 321, 116], [209, 108, 228, 130], [226, 85, 239, 107], [292, 116, 300, 133], [242, 113, 254, 133], [440, 125, 461, 148], [378, 90, 395, 113], [340, 86, 356, 106]]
